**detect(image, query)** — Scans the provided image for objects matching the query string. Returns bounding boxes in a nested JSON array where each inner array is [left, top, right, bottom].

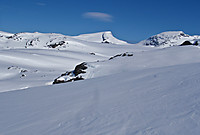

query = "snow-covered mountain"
[[73, 31, 128, 44], [0, 31, 128, 50], [140, 31, 200, 47], [1, 30, 200, 135]]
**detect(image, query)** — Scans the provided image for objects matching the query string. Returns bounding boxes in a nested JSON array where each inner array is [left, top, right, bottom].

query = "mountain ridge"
[[1, 30, 200, 49], [139, 31, 200, 47], [0, 31, 129, 49]]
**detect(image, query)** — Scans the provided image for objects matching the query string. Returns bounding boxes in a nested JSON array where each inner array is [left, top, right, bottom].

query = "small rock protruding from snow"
[[193, 41, 199, 45], [53, 62, 88, 84], [109, 52, 133, 60]]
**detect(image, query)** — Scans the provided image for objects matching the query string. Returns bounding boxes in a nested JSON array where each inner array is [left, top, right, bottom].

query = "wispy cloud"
[[83, 12, 113, 22], [36, 2, 46, 6]]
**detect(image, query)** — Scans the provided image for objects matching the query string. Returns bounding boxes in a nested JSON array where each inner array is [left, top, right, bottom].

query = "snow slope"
[[1, 30, 200, 134], [1, 57, 200, 135]]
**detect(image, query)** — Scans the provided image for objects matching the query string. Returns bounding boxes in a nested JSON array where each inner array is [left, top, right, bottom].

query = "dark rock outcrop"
[[193, 41, 199, 46], [73, 62, 87, 76], [102, 41, 110, 44], [53, 62, 87, 84], [26, 38, 40, 47], [53, 76, 84, 84], [109, 52, 133, 60], [101, 33, 110, 44], [180, 41, 192, 46], [47, 41, 65, 48], [90, 52, 95, 55]]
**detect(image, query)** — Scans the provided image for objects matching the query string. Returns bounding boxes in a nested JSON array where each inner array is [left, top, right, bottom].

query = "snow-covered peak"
[[0, 31, 129, 49], [73, 31, 128, 44], [140, 31, 200, 47], [158, 31, 186, 36], [0, 31, 13, 37]]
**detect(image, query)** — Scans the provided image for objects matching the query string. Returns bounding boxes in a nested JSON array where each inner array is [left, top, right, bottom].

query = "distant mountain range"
[[1, 31, 199, 49]]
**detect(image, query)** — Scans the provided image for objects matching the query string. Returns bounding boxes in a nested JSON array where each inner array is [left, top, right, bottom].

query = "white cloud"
[[36, 2, 46, 6], [83, 12, 113, 22]]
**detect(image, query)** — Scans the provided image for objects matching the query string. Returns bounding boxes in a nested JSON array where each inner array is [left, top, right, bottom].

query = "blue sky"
[[0, 0, 200, 43]]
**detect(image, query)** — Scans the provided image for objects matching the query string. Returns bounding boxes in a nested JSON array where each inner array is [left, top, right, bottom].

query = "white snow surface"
[[0, 31, 200, 135]]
